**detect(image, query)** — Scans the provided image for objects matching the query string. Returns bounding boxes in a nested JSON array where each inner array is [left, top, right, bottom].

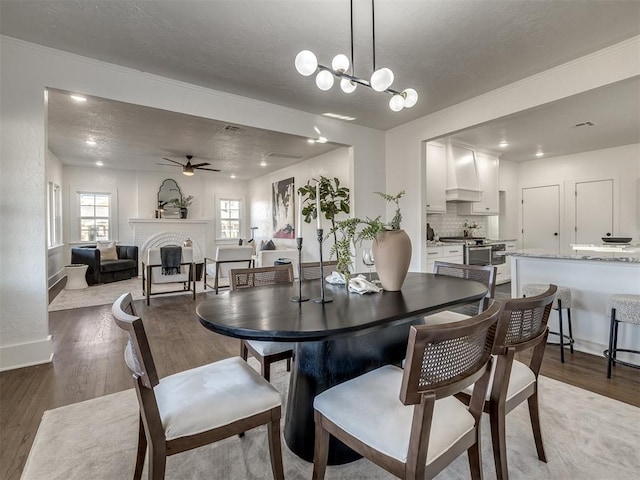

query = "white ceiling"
[[2, 1, 639, 174]]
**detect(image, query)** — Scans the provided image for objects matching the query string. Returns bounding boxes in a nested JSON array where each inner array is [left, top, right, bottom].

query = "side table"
[[64, 264, 89, 290]]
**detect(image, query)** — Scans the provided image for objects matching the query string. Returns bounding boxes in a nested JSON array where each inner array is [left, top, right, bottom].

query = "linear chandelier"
[[294, 0, 418, 112]]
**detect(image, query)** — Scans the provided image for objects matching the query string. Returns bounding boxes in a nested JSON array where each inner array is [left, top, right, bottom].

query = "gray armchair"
[[71, 245, 138, 285]]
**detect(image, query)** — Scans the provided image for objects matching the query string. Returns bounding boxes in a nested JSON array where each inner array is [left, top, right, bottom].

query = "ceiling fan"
[[157, 155, 220, 176]]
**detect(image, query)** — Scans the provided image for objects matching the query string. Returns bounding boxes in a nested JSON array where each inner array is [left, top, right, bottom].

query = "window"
[[220, 198, 242, 239], [47, 181, 62, 247], [79, 192, 111, 242]]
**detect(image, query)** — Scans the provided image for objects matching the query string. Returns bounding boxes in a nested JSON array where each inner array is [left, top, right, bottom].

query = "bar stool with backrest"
[[312, 300, 505, 480], [110, 292, 284, 480], [605, 293, 640, 378], [230, 264, 295, 382], [457, 284, 557, 480], [522, 283, 573, 363]]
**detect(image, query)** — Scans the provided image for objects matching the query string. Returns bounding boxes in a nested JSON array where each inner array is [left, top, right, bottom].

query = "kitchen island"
[[507, 251, 640, 359]]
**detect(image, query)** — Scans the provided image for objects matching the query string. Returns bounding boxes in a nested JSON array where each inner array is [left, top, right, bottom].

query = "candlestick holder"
[[290, 237, 309, 302], [313, 228, 333, 304]]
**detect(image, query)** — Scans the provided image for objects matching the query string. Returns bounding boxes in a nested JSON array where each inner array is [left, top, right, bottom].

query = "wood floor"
[[1, 284, 638, 480]]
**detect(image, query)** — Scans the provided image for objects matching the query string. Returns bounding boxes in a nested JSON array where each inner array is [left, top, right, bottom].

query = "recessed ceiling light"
[[322, 112, 356, 121], [260, 161, 267, 167], [307, 139, 315, 144], [499, 141, 509, 148], [70, 95, 87, 102], [535, 151, 544, 157], [316, 136, 328, 144], [230, 174, 236, 179], [95, 161, 103, 166], [86, 140, 97, 146]]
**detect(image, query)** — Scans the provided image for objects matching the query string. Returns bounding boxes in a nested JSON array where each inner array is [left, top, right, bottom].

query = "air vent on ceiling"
[[224, 124, 242, 132], [266, 152, 304, 160], [571, 121, 596, 128]]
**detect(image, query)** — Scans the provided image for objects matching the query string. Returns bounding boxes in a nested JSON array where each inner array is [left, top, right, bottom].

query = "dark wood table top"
[[196, 272, 488, 342]]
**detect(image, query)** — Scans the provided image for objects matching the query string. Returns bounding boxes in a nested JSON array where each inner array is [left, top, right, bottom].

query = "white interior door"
[[575, 179, 613, 244], [522, 185, 560, 253]]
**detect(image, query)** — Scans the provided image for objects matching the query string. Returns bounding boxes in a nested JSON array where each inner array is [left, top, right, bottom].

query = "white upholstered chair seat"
[[423, 310, 470, 325], [314, 365, 475, 466], [245, 340, 293, 356], [154, 357, 281, 441], [463, 356, 536, 401]]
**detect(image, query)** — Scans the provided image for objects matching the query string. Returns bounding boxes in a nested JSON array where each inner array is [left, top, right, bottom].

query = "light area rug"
[[49, 276, 217, 311], [21, 358, 640, 480]]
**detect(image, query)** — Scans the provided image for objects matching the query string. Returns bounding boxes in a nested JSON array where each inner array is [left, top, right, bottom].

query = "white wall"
[[498, 159, 520, 243], [0, 36, 385, 371], [517, 143, 640, 254], [46, 149, 66, 286], [386, 37, 640, 272], [248, 147, 352, 262]]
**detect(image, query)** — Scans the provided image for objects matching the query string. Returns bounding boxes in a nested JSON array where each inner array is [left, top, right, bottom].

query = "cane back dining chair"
[[111, 292, 284, 480], [424, 262, 497, 324], [230, 264, 295, 381], [312, 300, 505, 480], [299, 260, 339, 280], [457, 284, 557, 480]]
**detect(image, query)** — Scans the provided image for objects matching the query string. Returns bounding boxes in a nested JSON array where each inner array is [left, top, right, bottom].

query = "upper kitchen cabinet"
[[458, 151, 499, 215], [425, 142, 447, 213]]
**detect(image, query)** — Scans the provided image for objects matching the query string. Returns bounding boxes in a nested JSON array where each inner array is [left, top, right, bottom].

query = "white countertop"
[[571, 243, 640, 253], [503, 250, 640, 263]]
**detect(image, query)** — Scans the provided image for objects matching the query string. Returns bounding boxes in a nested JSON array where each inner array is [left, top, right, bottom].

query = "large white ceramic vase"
[[372, 229, 412, 291]]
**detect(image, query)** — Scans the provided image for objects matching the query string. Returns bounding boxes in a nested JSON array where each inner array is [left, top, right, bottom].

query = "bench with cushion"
[[71, 243, 138, 285]]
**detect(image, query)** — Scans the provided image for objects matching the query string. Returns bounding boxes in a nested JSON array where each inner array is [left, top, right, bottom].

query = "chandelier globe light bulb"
[[315, 70, 335, 90], [295, 50, 318, 76], [402, 88, 418, 108], [340, 78, 357, 93], [332, 54, 350, 72], [389, 94, 404, 112], [370, 67, 394, 92]]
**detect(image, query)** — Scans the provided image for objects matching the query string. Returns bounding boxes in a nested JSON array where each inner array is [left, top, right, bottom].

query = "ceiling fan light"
[[183, 165, 194, 176], [295, 50, 318, 76], [340, 78, 357, 93], [402, 88, 418, 108], [389, 94, 404, 112], [315, 70, 335, 91], [331, 54, 350, 72], [370, 67, 394, 92]]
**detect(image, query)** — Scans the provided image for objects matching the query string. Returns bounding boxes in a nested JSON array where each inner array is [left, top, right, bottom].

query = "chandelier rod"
[[350, 0, 355, 76], [371, 0, 377, 72]]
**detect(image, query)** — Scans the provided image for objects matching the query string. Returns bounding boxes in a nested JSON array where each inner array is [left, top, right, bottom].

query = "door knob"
[[554, 233, 558, 236], [606, 233, 611, 237]]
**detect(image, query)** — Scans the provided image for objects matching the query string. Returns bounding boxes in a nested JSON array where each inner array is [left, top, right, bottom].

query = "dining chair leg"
[[490, 403, 509, 480], [134, 415, 146, 480], [312, 412, 330, 480], [286, 357, 291, 372], [262, 360, 271, 382], [148, 443, 166, 480], [467, 429, 483, 480], [527, 391, 547, 462], [267, 417, 285, 480], [240, 341, 249, 361]]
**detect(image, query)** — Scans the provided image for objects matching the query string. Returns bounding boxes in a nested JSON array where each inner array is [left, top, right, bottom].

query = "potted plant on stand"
[[170, 195, 194, 219], [359, 191, 411, 291]]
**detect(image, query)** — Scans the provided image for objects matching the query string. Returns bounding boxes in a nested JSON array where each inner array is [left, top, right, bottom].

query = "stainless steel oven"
[[490, 243, 506, 265], [466, 245, 492, 266]]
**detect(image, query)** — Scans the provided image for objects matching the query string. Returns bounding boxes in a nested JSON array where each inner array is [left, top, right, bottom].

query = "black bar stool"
[[605, 294, 640, 378]]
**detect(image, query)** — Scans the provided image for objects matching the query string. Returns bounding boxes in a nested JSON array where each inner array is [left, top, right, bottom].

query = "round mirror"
[[158, 179, 182, 217]]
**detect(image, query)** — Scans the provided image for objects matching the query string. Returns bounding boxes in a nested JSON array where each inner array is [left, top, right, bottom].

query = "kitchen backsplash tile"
[[426, 203, 488, 238]]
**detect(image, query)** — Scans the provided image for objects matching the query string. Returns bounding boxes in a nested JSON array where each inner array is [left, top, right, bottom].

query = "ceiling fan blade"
[[156, 163, 181, 167], [162, 157, 185, 166], [190, 162, 211, 168], [194, 167, 221, 172]]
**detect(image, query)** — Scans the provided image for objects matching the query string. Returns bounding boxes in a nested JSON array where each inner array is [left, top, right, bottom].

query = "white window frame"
[[47, 181, 62, 248], [78, 191, 112, 242], [216, 194, 245, 242]]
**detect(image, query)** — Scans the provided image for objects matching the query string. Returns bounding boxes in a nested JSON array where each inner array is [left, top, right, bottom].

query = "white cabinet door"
[[425, 143, 446, 213], [522, 185, 560, 253], [496, 264, 508, 284], [458, 152, 499, 215], [575, 179, 613, 244]]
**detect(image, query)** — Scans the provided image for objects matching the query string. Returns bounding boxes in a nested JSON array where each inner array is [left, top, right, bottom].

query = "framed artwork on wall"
[[272, 177, 295, 239]]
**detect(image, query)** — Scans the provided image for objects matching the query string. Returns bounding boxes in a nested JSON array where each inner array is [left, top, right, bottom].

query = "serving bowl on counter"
[[602, 237, 632, 244]]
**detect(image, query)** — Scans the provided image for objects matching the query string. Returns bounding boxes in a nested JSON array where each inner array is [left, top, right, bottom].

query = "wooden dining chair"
[[457, 284, 557, 480], [299, 260, 339, 280], [111, 292, 284, 480], [312, 300, 505, 480], [230, 264, 295, 382], [424, 262, 497, 324]]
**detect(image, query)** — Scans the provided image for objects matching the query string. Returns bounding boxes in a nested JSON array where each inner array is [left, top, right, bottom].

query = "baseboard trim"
[[0, 336, 53, 372]]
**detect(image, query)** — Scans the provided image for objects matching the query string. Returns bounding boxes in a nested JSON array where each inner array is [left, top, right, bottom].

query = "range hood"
[[445, 144, 482, 202]]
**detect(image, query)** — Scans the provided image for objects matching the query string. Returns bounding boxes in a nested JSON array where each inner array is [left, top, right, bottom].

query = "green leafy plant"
[[328, 217, 361, 282], [169, 195, 194, 208], [298, 176, 350, 245], [358, 191, 406, 242]]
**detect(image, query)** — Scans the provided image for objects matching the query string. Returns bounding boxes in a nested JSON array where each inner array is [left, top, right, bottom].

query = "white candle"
[[297, 192, 302, 237], [315, 182, 321, 229]]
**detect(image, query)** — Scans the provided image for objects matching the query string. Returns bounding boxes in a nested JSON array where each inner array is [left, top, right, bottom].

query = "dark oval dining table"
[[196, 272, 488, 464]]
